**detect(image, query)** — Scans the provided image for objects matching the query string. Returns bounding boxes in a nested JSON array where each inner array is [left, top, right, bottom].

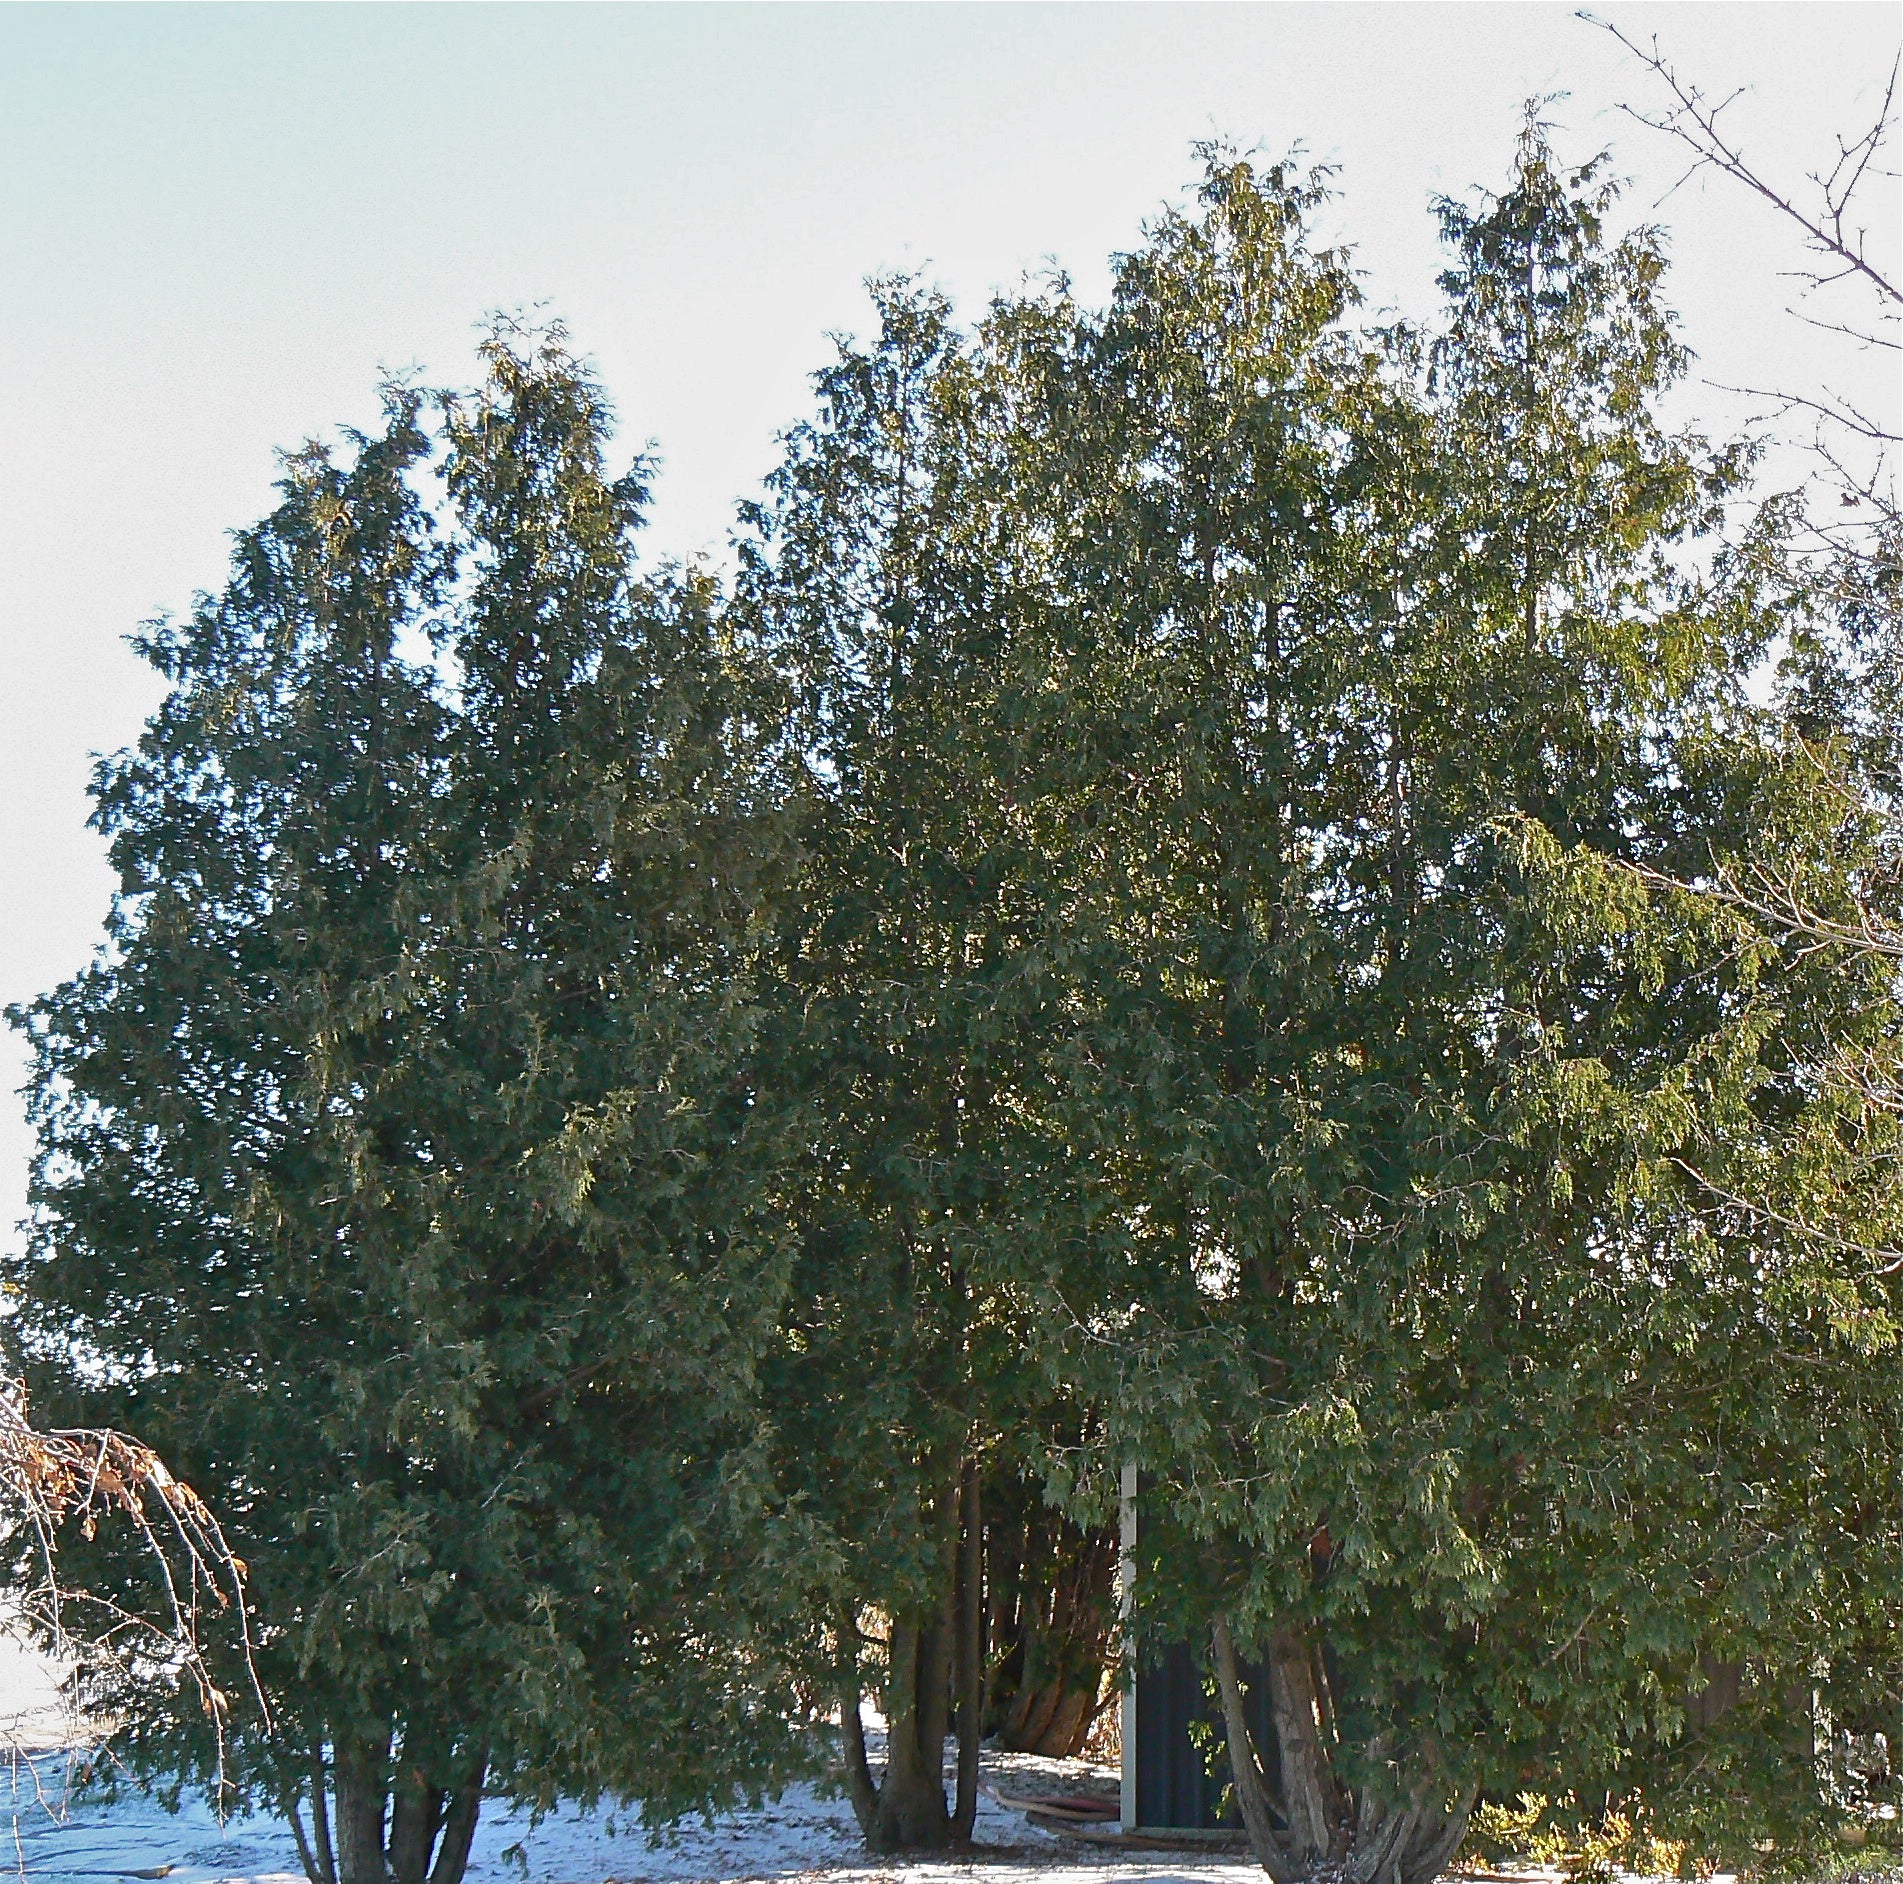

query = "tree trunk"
[[426, 1750, 488, 1884], [285, 1756, 337, 1884], [1212, 1618, 1475, 1884], [1039, 1686, 1100, 1757], [951, 1456, 984, 1842], [1265, 1626, 1343, 1862], [1212, 1620, 1301, 1884], [309, 1761, 339, 1884], [986, 1468, 1117, 1756], [388, 1767, 446, 1884], [332, 1734, 393, 1884], [842, 1469, 991, 1853], [313, 1728, 486, 1884], [287, 1801, 328, 1884], [838, 1613, 883, 1843], [873, 1616, 954, 1849]]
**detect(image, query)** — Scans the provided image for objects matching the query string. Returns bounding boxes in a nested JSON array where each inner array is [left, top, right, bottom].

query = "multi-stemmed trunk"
[[287, 1732, 488, 1884], [1211, 1621, 1474, 1884], [984, 1477, 1117, 1757], [840, 1463, 985, 1851]]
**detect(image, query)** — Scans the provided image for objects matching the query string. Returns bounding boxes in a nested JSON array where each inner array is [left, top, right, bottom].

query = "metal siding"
[[1123, 1469, 1281, 1832], [1132, 1639, 1279, 1830]]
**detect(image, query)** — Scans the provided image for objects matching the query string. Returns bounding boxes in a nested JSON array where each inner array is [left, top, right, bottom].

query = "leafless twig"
[[1670, 1158, 1903, 1280], [1627, 856, 1903, 962], [1583, 14, 1900, 307], [0, 1382, 266, 1802], [1584, 12, 1902, 528]]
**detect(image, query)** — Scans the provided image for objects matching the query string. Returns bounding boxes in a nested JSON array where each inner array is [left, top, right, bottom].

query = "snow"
[[0, 1747, 1756, 1884], [0, 1739, 1698, 1884], [0, 1641, 1734, 1884], [0, 1627, 1253, 1884], [0, 1632, 71, 1754], [0, 1740, 1260, 1884]]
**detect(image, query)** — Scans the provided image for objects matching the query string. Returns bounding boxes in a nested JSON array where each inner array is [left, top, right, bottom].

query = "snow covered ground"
[[0, 1738, 1271, 1884], [0, 1736, 1711, 1884], [0, 1639, 1765, 1884]]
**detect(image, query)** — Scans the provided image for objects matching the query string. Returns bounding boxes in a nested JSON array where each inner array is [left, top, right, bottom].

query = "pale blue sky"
[[3, 2, 1898, 1261]]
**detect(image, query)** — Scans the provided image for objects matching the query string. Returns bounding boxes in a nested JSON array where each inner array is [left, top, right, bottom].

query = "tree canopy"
[[10, 330, 822, 1884], [9, 118, 1896, 1884]]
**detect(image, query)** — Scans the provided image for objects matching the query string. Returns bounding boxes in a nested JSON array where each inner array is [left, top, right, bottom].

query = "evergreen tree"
[[11, 120, 1891, 1884], [975, 128, 1899, 1880], [9, 330, 814, 1882], [738, 284, 1073, 1849]]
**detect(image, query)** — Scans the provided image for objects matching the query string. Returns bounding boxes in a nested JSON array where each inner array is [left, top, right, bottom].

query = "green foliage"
[[11, 111, 1896, 1884], [898, 118, 1897, 1875], [9, 328, 819, 1873], [735, 277, 1087, 1846]]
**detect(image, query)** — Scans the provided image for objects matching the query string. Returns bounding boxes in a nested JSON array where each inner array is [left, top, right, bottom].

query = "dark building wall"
[[1132, 1638, 1279, 1830], [1125, 1473, 1285, 1831]]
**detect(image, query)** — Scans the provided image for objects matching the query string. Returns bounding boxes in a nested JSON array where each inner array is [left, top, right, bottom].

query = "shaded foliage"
[[11, 116, 1896, 1884], [9, 331, 820, 1884]]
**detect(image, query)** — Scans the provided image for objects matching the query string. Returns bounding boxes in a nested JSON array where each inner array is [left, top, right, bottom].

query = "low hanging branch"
[[0, 1380, 265, 1764]]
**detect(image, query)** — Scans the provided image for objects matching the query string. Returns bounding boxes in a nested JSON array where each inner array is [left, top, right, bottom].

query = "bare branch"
[[1629, 855, 1903, 961], [1708, 378, 1903, 446], [1785, 307, 1901, 355], [1671, 1159, 1903, 1280], [0, 1381, 266, 1767], [1583, 14, 1902, 305]]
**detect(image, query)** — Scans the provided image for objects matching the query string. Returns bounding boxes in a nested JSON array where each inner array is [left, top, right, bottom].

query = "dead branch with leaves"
[[0, 1380, 265, 1774]]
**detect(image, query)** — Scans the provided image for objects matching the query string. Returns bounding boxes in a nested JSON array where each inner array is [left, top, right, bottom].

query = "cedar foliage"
[[9, 122, 1897, 1884], [10, 330, 819, 1884], [737, 283, 1075, 1849], [965, 125, 1899, 1881]]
